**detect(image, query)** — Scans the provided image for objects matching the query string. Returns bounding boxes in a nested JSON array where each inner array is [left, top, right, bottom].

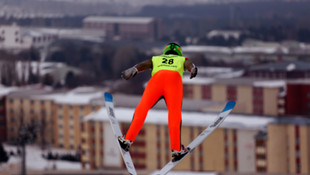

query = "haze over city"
[[0, 0, 310, 175]]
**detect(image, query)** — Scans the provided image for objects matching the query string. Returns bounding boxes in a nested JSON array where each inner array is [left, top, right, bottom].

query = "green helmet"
[[163, 43, 183, 56]]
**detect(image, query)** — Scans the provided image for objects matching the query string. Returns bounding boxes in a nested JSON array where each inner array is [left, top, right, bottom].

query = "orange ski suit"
[[125, 55, 187, 151]]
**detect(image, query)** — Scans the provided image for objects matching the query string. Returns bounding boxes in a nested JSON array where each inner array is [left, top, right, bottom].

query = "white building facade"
[[0, 23, 57, 50]]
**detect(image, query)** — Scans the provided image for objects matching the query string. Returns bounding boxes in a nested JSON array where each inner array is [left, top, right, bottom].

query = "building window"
[[202, 85, 211, 100], [227, 85, 237, 101], [58, 124, 63, 129], [253, 87, 264, 114]]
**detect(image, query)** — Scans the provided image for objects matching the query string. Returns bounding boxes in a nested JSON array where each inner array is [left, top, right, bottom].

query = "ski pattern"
[[157, 101, 236, 175], [104, 92, 137, 175]]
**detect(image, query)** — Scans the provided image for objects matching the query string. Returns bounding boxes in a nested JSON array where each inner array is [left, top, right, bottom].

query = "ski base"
[[104, 92, 137, 175]]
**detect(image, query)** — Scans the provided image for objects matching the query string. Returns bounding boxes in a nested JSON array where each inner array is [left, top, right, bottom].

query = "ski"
[[157, 101, 236, 175], [104, 92, 137, 175]]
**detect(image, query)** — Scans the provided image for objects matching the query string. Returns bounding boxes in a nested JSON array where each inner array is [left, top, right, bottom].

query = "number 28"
[[162, 58, 174, 65]]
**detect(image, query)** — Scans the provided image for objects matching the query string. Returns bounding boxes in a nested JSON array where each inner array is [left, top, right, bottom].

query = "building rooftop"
[[249, 60, 310, 72], [83, 106, 274, 131], [0, 86, 19, 97], [182, 45, 289, 55], [5, 86, 53, 98], [84, 106, 310, 130], [111, 93, 225, 112], [182, 76, 286, 88], [4, 86, 224, 110], [33, 86, 106, 105], [83, 16, 154, 24]]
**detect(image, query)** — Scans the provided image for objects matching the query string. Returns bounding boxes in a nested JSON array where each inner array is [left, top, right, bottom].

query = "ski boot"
[[171, 145, 190, 162], [118, 136, 132, 152]]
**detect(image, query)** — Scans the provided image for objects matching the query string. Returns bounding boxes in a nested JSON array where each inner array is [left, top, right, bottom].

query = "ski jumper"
[[124, 55, 187, 151]]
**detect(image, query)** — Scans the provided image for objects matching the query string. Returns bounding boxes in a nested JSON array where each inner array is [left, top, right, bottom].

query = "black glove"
[[121, 67, 138, 80], [190, 67, 197, 79]]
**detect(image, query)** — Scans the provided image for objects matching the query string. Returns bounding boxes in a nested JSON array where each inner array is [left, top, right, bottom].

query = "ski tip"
[[104, 92, 113, 102], [222, 101, 236, 112]]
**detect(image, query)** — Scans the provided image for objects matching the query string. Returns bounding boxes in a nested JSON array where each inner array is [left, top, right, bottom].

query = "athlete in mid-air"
[[119, 42, 198, 162]]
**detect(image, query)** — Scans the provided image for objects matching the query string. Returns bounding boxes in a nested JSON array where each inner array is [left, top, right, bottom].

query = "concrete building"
[[0, 23, 105, 51], [83, 16, 162, 41], [80, 105, 310, 174], [81, 106, 272, 172], [259, 118, 310, 174], [5, 87, 104, 149], [0, 86, 19, 142], [5, 88, 55, 145], [0, 23, 57, 50], [181, 44, 290, 64], [246, 60, 310, 79], [182, 77, 286, 116], [182, 76, 310, 117], [3, 85, 310, 174]]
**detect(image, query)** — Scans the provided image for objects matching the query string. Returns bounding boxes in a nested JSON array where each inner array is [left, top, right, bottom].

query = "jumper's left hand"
[[190, 67, 197, 79]]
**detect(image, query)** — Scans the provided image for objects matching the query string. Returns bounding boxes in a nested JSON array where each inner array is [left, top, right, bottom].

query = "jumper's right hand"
[[121, 67, 138, 80], [190, 67, 198, 79]]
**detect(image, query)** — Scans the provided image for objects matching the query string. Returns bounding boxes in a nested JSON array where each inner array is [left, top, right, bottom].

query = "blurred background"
[[0, 0, 310, 175]]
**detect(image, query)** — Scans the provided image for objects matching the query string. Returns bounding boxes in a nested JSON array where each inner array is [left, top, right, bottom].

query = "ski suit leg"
[[163, 71, 183, 152], [125, 74, 163, 142]]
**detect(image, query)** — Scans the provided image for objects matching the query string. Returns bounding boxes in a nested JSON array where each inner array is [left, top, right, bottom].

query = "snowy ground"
[[151, 171, 217, 175], [1, 144, 217, 175], [1, 144, 81, 171]]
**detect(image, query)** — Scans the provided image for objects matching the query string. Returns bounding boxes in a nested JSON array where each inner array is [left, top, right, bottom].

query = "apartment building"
[[5, 87, 104, 150], [5, 88, 55, 145], [81, 107, 273, 173], [37, 87, 103, 150], [0, 86, 21, 142], [183, 77, 286, 116], [255, 118, 310, 174], [81, 107, 310, 174], [83, 16, 162, 41], [0, 23, 57, 50], [246, 60, 310, 79]]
